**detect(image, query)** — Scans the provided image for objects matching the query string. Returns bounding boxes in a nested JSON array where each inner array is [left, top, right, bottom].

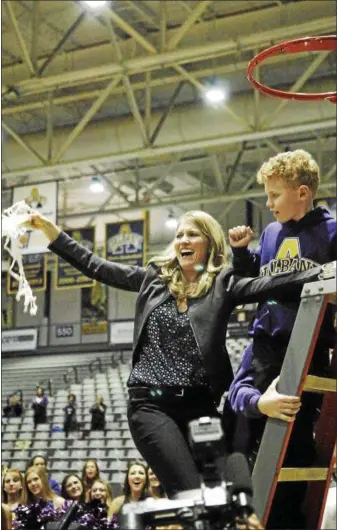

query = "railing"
[[36, 379, 53, 397], [89, 357, 102, 377], [63, 366, 79, 385]]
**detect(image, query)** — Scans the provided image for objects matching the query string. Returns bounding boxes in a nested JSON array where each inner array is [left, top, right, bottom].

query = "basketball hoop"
[[247, 35, 337, 103]]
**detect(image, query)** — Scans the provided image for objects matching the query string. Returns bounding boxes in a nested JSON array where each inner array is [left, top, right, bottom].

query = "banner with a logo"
[[7, 253, 47, 295], [55, 227, 95, 289], [2, 329, 38, 352], [12, 182, 57, 254], [105, 213, 148, 267], [81, 283, 108, 335]]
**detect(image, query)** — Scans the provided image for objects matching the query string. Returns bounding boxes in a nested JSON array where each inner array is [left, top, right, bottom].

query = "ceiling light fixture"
[[165, 210, 178, 229], [204, 87, 226, 104], [83, 1, 108, 9], [89, 176, 104, 193]]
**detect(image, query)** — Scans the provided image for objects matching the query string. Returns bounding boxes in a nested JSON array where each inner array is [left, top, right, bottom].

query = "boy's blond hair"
[[257, 149, 320, 196]]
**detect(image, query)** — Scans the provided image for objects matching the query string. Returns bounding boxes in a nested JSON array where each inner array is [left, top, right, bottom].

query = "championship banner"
[[7, 254, 47, 295], [12, 182, 57, 254], [105, 214, 148, 267], [55, 227, 95, 289], [81, 283, 108, 335]]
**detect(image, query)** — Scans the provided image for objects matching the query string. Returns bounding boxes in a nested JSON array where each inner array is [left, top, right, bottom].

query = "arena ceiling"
[[1, 0, 336, 246]]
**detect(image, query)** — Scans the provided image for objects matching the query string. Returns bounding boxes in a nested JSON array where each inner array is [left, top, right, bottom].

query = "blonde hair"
[[90, 479, 114, 518], [2, 468, 23, 504], [149, 210, 227, 300], [22, 466, 57, 505], [257, 149, 320, 196]]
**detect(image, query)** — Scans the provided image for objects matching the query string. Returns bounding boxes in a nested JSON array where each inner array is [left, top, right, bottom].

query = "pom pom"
[[13, 499, 60, 529]]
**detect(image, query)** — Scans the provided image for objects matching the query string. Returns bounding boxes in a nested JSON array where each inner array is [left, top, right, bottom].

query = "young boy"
[[226, 149, 337, 529]]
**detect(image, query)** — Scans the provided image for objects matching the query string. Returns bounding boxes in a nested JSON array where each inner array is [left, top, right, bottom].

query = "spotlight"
[[204, 87, 226, 104], [89, 176, 104, 193], [165, 211, 178, 229], [83, 1, 108, 9]]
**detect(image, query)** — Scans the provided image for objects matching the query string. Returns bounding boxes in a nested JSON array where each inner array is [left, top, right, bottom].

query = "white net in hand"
[[2, 201, 38, 316]]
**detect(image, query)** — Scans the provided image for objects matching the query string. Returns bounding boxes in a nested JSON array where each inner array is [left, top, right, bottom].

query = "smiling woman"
[[22, 466, 65, 509], [110, 460, 148, 515], [23, 208, 326, 517]]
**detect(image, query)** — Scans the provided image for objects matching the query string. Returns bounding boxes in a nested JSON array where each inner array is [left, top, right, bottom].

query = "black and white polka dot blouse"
[[128, 296, 209, 388]]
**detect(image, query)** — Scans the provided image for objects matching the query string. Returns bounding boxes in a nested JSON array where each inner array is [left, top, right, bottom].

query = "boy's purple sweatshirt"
[[228, 206, 337, 417]]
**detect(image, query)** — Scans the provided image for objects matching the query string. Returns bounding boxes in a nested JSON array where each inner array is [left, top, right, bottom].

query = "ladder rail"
[[252, 278, 335, 526]]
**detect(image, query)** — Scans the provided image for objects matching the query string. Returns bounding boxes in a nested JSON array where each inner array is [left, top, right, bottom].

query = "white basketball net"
[[2, 201, 38, 316]]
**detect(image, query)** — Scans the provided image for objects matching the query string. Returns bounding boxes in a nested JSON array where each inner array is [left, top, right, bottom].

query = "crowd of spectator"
[[1, 456, 166, 529]]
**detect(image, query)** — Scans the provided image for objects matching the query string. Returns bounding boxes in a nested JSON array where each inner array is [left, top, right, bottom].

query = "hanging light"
[[165, 210, 178, 229], [83, 1, 108, 9], [89, 176, 104, 193], [204, 86, 226, 104]]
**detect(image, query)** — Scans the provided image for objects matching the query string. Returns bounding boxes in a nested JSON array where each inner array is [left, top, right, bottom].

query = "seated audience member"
[[3, 394, 23, 419], [1, 504, 12, 530], [22, 466, 65, 509], [27, 455, 61, 495], [2, 468, 23, 513], [110, 460, 148, 514], [90, 396, 107, 431], [61, 474, 86, 503], [146, 466, 166, 499], [89, 479, 114, 518], [32, 386, 48, 429], [63, 393, 77, 437], [81, 460, 101, 501]]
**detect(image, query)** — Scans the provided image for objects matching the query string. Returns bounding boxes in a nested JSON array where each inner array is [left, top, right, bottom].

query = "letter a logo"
[[275, 238, 301, 260]]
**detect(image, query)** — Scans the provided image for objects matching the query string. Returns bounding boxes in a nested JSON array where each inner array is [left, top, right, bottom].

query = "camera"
[[120, 417, 254, 530]]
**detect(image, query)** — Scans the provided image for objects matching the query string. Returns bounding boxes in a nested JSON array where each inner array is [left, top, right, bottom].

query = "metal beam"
[[30, 0, 40, 71], [3, 118, 335, 181], [52, 75, 122, 164], [123, 76, 149, 145], [5, 0, 36, 75], [225, 142, 247, 191], [209, 154, 224, 192], [219, 174, 257, 222], [322, 162, 336, 182], [167, 0, 213, 50], [126, 1, 159, 28], [2, 122, 46, 164], [171, 63, 253, 131], [105, 8, 157, 54], [46, 91, 54, 162], [98, 170, 133, 205], [106, 19, 149, 146], [56, 180, 336, 220], [149, 82, 185, 145], [145, 71, 152, 137], [160, 0, 167, 52], [2, 52, 324, 116], [260, 51, 331, 129], [3, 16, 334, 97], [37, 12, 87, 76]]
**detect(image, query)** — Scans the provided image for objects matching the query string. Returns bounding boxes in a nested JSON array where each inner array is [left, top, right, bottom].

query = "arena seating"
[[1, 340, 250, 490]]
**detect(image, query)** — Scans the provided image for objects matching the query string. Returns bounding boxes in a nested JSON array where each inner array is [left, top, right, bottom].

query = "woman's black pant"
[[127, 391, 223, 499]]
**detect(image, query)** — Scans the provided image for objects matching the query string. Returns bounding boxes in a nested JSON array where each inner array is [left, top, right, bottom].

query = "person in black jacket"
[[32, 386, 48, 429], [24, 210, 329, 511], [63, 393, 77, 437], [90, 396, 107, 431]]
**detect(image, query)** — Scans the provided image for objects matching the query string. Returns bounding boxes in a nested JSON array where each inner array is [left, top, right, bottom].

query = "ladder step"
[[303, 375, 337, 393], [278, 467, 328, 482]]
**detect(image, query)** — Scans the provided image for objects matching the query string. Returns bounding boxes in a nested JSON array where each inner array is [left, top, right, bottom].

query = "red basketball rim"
[[247, 35, 337, 102]]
